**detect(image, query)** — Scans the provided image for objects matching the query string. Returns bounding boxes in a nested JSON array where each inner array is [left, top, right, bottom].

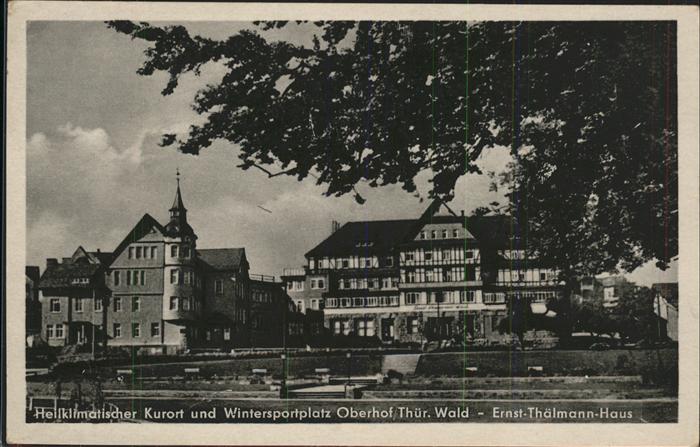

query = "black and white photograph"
[[5, 2, 699, 446]]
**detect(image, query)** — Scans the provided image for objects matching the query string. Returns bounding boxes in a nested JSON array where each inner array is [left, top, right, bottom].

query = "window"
[[311, 299, 320, 310], [74, 298, 83, 313], [114, 297, 122, 312], [452, 229, 459, 238], [356, 319, 375, 337], [132, 296, 140, 312], [461, 290, 476, 303], [128, 247, 134, 259], [425, 251, 433, 261], [143, 246, 150, 259], [135, 246, 142, 259], [408, 317, 420, 334], [171, 245, 179, 258], [442, 229, 448, 239], [442, 249, 452, 261], [333, 320, 342, 334], [169, 296, 178, 310], [113, 271, 120, 286], [406, 270, 416, 283], [94, 298, 103, 312], [215, 279, 224, 294], [310, 278, 325, 290], [182, 246, 191, 258], [342, 259, 349, 268], [405, 292, 419, 305], [431, 230, 437, 239], [47, 325, 54, 339], [55, 324, 64, 339], [405, 252, 414, 262], [113, 323, 122, 338], [540, 272, 546, 281], [182, 297, 190, 311], [150, 246, 157, 258], [420, 231, 426, 240], [465, 250, 474, 259], [223, 327, 231, 340], [171, 269, 180, 285], [385, 256, 394, 267], [184, 271, 191, 285], [50, 298, 60, 313], [132, 323, 140, 337], [296, 300, 304, 312], [151, 322, 160, 337]]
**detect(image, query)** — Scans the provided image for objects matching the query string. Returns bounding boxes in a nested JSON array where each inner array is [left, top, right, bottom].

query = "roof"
[[652, 283, 678, 308], [304, 211, 525, 259], [305, 219, 417, 258], [197, 248, 247, 271], [38, 262, 103, 289], [89, 251, 114, 265], [112, 213, 165, 261], [26, 266, 40, 282]]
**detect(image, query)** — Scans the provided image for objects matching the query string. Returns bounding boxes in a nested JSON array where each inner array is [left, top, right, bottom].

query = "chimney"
[[461, 210, 465, 217], [62, 257, 72, 264], [46, 258, 58, 269], [96, 248, 101, 253], [331, 220, 340, 234]]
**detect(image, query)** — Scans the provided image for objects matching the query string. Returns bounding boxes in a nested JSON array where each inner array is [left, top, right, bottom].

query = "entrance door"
[[381, 318, 395, 341]]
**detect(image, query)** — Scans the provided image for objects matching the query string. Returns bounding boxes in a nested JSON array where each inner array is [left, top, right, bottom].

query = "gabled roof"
[[305, 219, 416, 258], [26, 266, 40, 282], [69, 246, 114, 265], [197, 248, 247, 271], [89, 251, 114, 265], [38, 262, 103, 289], [111, 213, 165, 262]]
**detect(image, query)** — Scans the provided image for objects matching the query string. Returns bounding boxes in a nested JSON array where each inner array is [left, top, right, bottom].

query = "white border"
[[6, 2, 699, 445]]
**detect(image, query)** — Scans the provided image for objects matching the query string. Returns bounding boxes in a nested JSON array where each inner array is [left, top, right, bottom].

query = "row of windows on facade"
[[324, 292, 477, 309], [45, 322, 162, 339], [330, 313, 506, 338], [126, 244, 192, 260], [496, 269, 558, 283], [338, 277, 399, 290], [308, 256, 393, 271], [402, 266, 478, 283], [402, 248, 477, 263], [49, 295, 203, 313], [251, 290, 273, 303], [287, 277, 325, 292], [419, 228, 463, 240], [169, 269, 203, 288], [113, 270, 147, 286], [323, 290, 555, 309], [294, 298, 322, 312]]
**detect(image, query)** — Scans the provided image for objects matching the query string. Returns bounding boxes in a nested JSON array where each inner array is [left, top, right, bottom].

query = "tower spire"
[[164, 168, 195, 238], [170, 168, 186, 214]]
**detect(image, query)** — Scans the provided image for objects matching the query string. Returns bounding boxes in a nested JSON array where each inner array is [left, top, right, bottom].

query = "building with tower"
[[37, 173, 309, 354]]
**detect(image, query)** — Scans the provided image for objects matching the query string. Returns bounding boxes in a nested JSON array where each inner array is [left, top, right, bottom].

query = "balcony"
[[250, 273, 276, 282], [399, 280, 482, 289], [282, 268, 306, 277]]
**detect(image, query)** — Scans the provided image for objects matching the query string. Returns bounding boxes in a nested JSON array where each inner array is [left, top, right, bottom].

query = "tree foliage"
[[107, 20, 678, 278]]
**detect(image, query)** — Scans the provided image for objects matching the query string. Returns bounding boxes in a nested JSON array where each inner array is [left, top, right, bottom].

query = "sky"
[[26, 21, 677, 285]]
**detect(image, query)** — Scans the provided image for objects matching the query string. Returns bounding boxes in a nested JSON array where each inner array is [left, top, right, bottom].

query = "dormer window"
[[171, 245, 179, 258], [182, 246, 191, 258]]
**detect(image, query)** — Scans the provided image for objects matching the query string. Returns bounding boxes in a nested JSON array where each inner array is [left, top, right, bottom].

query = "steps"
[[381, 354, 421, 375]]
